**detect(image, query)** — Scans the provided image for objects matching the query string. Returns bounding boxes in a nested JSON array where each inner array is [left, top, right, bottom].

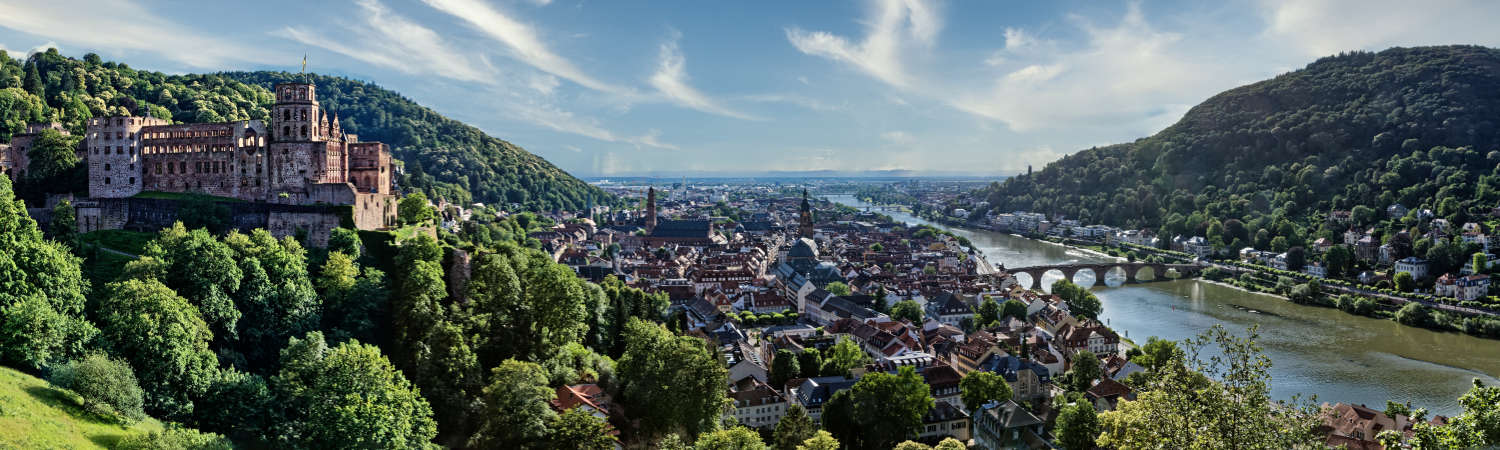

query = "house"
[[977, 354, 1051, 401], [1304, 262, 1327, 278], [1085, 377, 1134, 411], [1312, 238, 1334, 253], [1395, 257, 1429, 280], [728, 377, 787, 429], [1329, 210, 1352, 225], [1182, 236, 1213, 258], [1388, 203, 1408, 219], [1458, 274, 1490, 301], [790, 376, 859, 424], [1355, 235, 1379, 262], [553, 384, 613, 420], [1272, 253, 1289, 270], [1436, 273, 1459, 298], [926, 292, 973, 328], [1317, 402, 1438, 450], [1463, 253, 1499, 275], [918, 401, 972, 443], [1056, 321, 1120, 356], [973, 400, 1046, 450]]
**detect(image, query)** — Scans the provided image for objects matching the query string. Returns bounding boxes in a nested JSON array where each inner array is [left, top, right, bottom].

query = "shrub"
[[49, 354, 145, 422], [115, 425, 232, 450]]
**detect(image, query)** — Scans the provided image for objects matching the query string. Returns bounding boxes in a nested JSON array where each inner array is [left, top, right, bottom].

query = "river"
[[826, 194, 1500, 415]]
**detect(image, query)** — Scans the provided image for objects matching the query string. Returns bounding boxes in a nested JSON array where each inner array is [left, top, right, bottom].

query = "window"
[[180, 162, 186, 173], [104, 164, 111, 171], [128, 177, 134, 185], [104, 177, 111, 185], [283, 110, 290, 121]]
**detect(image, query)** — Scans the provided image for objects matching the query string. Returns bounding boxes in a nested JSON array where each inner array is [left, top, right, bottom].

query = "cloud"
[[421, 0, 631, 95], [1258, 0, 1500, 57], [740, 94, 845, 112], [649, 33, 761, 120], [949, 3, 1230, 133], [0, 0, 278, 68], [880, 130, 914, 145], [785, 0, 941, 88], [284, 0, 495, 84]]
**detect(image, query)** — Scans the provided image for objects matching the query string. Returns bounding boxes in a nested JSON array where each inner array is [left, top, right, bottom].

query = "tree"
[[1001, 299, 1028, 320], [959, 371, 1013, 411], [1325, 245, 1355, 277], [824, 281, 851, 296], [398, 192, 435, 225], [94, 279, 218, 420], [1285, 246, 1307, 272], [0, 174, 96, 370], [270, 332, 436, 448], [549, 407, 618, 450], [795, 430, 839, 450], [468, 359, 557, 449], [773, 404, 816, 450], [1130, 336, 1182, 373], [24, 128, 80, 181], [115, 426, 232, 450], [820, 390, 862, 450], [138, 223, 243, 345], [692, 426, 767, 450], [224, 230, 319, 369], [49, 353, 145, 422], [1097, 325, 1321, 448], [1395, 271, 1416, 292], [327, 227, 362, 259], [821, 338, 870, 377], [1396, 302, 1432, 328], [1055, 400, 1101, 450], [617, 318, 728, 439], [468, 248, 588, 363], [845, 366, 934, 450], [770, 349, 801, 389], [48, 199, 75, 245], [1067, 350, 1103, 392], [796, 349, 822, 378], [890, 299, 924, 324], [1474, 252, 1489, 275], [976, 296, 1002, 327], [1052, 279, 1102, 320]]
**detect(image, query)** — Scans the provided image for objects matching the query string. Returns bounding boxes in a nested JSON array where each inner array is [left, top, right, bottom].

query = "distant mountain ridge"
[[974, 45, 1500, 229]]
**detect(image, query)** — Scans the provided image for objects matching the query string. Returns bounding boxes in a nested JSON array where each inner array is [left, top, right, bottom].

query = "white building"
[[1395, 257, 1430, 280]]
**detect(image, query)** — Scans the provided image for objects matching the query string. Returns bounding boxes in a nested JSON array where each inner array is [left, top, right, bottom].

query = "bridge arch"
[[1132, 265, 1158, 282]]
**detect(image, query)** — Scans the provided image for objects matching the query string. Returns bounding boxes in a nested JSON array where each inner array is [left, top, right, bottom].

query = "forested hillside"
[[0, 48, 606, 211], [975, 46, 1500, 233]]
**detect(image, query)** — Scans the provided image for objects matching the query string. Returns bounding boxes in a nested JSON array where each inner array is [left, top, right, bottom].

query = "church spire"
[[645, 187, 658, 232], [798, 188, 814, 239]]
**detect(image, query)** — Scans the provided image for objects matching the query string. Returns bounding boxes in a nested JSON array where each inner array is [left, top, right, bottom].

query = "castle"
[[2, 82, 399, 245]]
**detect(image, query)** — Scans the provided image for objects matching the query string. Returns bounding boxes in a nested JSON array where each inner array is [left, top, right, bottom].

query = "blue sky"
[[2, 0, 1499, 177]]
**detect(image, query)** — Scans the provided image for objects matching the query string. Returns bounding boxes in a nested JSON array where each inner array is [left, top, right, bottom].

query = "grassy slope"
[[0, 365, 164, 449]]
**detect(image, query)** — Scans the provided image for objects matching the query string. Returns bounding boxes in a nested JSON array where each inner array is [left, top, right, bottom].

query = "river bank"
[[824, 194, 1500, 415]]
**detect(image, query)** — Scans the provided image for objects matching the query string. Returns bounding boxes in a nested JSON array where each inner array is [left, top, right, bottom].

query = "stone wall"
[[72, 197, 351, 248], [87, 116, 166, 198], [268, 210, 342, 248], [137, 120, 267, 200]]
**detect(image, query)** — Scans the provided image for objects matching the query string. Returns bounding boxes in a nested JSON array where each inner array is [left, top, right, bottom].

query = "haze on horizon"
[[1, 0, 1499, 177]]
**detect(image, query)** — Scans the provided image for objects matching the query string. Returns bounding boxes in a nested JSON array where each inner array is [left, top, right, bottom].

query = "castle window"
[[104, 177, 110, 185], [283, 110, 290, 121], [180, 162, 186, 173], [283, 126, 290, 137], [129, 177, 134, 185], [301, 126, 307, 137], [156, 163, 162, 174]]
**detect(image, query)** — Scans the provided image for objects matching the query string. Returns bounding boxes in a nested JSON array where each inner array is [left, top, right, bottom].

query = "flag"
[[301, 53, 307, 73]]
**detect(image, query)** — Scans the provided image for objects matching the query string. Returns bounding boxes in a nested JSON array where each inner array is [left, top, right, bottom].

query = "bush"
[[49, 354, 145, 422], [114, 425, 232, 450]]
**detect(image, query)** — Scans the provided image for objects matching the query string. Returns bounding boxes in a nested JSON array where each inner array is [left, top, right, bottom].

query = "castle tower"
[[645, 187, 657, 232], [268, 82, 348, 201], [799, 189, 814, 238]]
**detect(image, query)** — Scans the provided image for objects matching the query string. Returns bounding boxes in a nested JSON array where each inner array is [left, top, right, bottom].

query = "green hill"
[[0, 48, 608, 211], [0, 365, 163, 448], [975, 45, 1500, 232]]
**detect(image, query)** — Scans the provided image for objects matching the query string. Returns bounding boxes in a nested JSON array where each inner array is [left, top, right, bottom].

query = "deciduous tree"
[[617, 318, 728, 439], [960, 371, 1013, 411], [468, 359, 556, 449]]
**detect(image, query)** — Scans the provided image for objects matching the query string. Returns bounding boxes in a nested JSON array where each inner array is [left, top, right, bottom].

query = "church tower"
[[645, 187, 657, 232], [799, 189, 814, 238]]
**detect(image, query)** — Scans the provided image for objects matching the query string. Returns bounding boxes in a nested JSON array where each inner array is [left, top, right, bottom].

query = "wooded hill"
[[974, 45, 1500, 233], [0, 48, 608, 211]]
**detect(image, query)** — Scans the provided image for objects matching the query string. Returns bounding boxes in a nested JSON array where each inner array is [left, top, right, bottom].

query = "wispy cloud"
[[740, 94, 845, 112], [785, 0, 941, 88], [420, 0, 631, 95], [1258, 0, 1500, 58], [649, 33, 760, 120], [0, 0, 278, 68], [284, 0, 495, 84]]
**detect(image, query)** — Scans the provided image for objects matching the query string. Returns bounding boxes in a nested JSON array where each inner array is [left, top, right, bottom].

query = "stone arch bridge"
[[1005, 262, 1203, 290]]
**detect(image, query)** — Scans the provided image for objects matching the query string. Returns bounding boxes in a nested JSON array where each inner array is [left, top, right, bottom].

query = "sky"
[[1, 0, 1499, 177]]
